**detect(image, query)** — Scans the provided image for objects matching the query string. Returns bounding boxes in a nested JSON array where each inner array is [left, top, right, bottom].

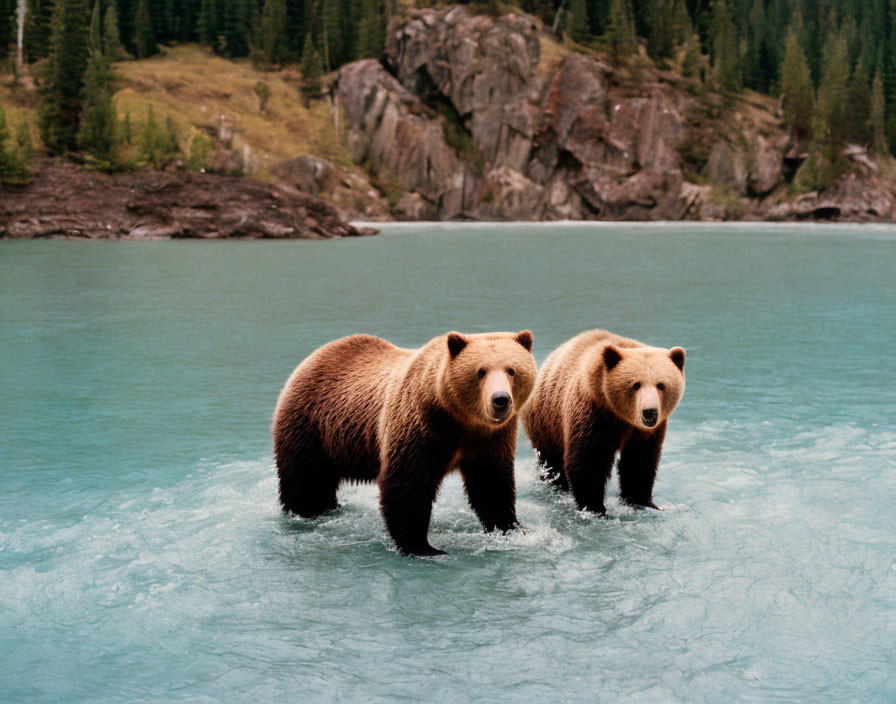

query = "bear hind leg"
[[276, 441, 341, 518], [536, 447, 567, 490]]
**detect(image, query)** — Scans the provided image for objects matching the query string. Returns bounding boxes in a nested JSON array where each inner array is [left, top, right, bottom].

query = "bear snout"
[[490, 391, 513, 420], [641, 408, 658, 427]]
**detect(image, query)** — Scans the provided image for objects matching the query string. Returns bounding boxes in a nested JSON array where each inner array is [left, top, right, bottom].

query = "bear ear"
[[669, 347, 686, 371], [447, 332, 468, 357], [603, 345, 623, 370], [515, 330, 534, 352]]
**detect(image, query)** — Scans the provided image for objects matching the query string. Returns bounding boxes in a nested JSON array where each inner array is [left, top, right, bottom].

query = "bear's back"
[[274, 335, 414, 479]]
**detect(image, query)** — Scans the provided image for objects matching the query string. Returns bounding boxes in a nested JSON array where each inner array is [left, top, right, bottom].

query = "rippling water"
[[2, 224, 894, 702]]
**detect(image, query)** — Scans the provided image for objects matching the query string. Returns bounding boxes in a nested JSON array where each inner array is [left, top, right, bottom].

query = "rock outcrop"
[[334, 6, 896, 222], [0, 159, 375, 239]]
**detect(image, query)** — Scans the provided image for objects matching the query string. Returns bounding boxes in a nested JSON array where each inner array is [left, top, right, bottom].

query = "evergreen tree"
[[357, 0, 383, 59], [79, 2, 120, 166], [300, 31, 322, 105], [139, 106, 178, 168], [199, 0, 220, 46], [568, 0, 590, 44], [744, 0, 770, 91], [711, 0, 739, 92], [780, 29, 813, 140], [607, 0, 636, 61], [134, 0, 157, 58], [846, 60, 872, 145], [649, 0, 689, 60], [16, 121, 35, 163], [285, 0, 305, 58], [103, 2, 129, 60], [24, 0, 55, 62], [871, 70, 887, 155], [38, 0, 91, 154], [0, 0, 14, 60], [0, 107, 33, 185], [221, 0, 251, 56], [261, 0, 288, 64], [321, 0, 341, 70], [812, 33, 850, 156]]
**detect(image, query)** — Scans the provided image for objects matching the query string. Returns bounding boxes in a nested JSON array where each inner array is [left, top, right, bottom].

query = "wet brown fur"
[[522, 330, 685, 514], [274, 331, 536, 555]]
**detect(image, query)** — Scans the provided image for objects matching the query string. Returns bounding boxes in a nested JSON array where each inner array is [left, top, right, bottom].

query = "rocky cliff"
[[334, 6, 896, 222]]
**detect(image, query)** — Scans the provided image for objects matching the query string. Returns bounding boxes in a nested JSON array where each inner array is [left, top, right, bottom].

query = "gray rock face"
[[335, 7, 895, 222], [386, 7, 541, 171], [337, 59, 475, 219]]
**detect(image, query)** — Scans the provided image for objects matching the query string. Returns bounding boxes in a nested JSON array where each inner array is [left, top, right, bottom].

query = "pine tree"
[[79, 2, 120, 166], [744, 0, 768, 91], [649, 0, 689, 60], [134, 0, 157, 57], [780, 29, 813, 140], [261, 0, 288, 64], [568, 0, 590, 44], [199, 0, 219, 46], [103, 2, 129, 60], [300, 32, 322, 105], [38, 0, 91, 154], [871, 70, 887, 155], [0, 0, 14, 60], [139, 106, 178, 168], [711, 0, 739, 92], [357, 0, 383, 59], [321, 0, 341, 70], [607, 0, 635, 61], [846, 60, 871, 145], [812, 34, 850, 155], [0, 107, 33, 185], [285, 0, 304, 58], [24, 0, 55, 62], [221, 0, 251, 56]]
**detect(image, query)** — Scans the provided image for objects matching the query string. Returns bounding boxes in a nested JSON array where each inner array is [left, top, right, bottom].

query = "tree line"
[[1, 0, 896, 184]]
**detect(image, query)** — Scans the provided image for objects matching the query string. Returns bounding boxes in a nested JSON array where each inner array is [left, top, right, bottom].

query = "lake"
[[1, 223, 894, 702]]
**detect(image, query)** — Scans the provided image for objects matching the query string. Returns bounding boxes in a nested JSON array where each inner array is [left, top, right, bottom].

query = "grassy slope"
[[1, 45, 352, 179], [114, 45, 352, 177]]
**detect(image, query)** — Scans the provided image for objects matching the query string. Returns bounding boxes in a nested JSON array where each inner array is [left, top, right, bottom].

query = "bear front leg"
[[617, 424, 666, 509], [378, 432, 455, 556], [460, 430, 519, 533], [563, 417, 617, 514]]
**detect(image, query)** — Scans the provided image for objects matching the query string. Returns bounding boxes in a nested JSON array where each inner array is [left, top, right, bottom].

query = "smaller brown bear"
[[523, 330, 685, 514], [273, 331, 537, 556]]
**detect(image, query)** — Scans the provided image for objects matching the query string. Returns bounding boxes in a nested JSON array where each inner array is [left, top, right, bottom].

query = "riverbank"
[[0, 159, 376, 240]]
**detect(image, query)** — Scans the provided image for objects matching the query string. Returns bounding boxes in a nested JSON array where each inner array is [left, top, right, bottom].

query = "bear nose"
[[491, 391, 512, 418], [641, 408, 658, 427]]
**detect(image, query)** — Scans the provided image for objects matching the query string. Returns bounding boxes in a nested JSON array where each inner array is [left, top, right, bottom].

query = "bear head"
[[440, 330, 537, 429], [600, 344, 685, 431]]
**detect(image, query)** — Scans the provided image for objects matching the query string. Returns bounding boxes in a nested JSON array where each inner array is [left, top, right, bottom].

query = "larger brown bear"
[[274, 331, 537, 556], [523, 330, 685, 514]]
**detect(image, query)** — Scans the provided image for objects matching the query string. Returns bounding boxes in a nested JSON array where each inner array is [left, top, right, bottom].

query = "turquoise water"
[[1, 223, 894, 702]]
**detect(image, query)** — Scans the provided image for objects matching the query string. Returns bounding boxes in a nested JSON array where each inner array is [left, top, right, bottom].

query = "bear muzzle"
[[490, 391, 513, 422], [641, 408, 659, 428]]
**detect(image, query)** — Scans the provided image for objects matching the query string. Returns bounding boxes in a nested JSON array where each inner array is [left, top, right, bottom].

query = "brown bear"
[[522, 330, 685, 514], [273, 330, 537, 556]]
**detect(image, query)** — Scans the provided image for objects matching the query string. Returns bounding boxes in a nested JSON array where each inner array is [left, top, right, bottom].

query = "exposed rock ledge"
[[334, 6, 896, 222], [0, 159, 376, 240]]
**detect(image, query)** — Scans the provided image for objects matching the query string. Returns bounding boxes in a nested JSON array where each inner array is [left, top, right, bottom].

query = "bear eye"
[[657, 383, 665, 391], [633, 382, 641, 390], [507, 368, 515, 377], [477, 368, 486, 379]]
